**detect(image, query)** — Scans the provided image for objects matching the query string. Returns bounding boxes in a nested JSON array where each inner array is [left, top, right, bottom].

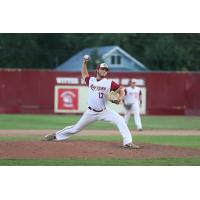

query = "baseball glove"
[[106, 91, 120, 104]]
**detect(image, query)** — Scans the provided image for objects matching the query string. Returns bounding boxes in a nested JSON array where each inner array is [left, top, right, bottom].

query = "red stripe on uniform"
[[85, 76, 91, 86]]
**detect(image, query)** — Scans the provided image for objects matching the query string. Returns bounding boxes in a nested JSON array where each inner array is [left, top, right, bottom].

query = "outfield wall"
[[0, 69, 199, 115]]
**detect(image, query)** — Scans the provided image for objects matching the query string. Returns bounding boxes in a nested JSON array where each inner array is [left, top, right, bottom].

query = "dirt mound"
[[0, 140, 200, 159]]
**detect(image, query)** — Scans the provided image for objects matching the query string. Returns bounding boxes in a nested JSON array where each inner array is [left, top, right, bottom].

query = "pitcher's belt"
[[88, 106, 105, 112]]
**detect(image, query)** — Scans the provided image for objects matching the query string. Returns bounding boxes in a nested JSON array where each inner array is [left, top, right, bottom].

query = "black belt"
[[88, 106, 105, 112]]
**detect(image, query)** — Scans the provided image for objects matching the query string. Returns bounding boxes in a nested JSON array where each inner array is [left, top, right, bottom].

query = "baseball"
[[83, 55, 90, 60]]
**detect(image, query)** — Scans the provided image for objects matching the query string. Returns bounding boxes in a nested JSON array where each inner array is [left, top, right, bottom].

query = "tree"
[[0, 33, 200, 71], [88, 48, 104, 70]]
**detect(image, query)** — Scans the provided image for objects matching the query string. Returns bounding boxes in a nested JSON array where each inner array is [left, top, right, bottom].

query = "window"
[[110, 55, 121, 64], [117, 56, 121, 64], [111, 56, 115, 64]]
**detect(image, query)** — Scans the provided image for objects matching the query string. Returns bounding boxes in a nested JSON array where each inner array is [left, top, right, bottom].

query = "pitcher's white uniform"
[[55, 76, 133, 145], [124, 86, 143, 130]]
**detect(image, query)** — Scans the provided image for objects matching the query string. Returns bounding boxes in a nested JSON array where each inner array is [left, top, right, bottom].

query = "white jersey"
[[87, 77, 112, 110], [124, 86, 141, 105]]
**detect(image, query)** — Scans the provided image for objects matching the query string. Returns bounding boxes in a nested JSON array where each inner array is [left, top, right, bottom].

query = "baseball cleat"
[[43, 133, 56, 141], [123, 143, 140, 149], [138, 128, 143, 131]]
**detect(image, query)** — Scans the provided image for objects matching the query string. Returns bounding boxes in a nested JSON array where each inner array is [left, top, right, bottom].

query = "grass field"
[[1, 157, 200, 166], [0, 135, 200, 149], [0, 114, 200, 166], [0, 114, 200, 130]]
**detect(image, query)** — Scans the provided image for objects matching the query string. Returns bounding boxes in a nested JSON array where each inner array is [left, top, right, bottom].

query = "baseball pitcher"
[[44, 55, 139, 149]]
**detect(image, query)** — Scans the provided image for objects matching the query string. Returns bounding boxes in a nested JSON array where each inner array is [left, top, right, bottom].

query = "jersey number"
[[99, 92, 104, 98]]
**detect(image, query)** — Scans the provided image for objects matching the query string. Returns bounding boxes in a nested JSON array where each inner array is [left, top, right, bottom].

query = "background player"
[[44, 55, 139, 149], [123, 79, 143, 131]]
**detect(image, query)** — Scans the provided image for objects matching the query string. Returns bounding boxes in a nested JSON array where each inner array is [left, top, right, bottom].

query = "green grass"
[[0, 114, 200, 130], [135, 135, 200, 148], [0, 135, 41, 141], [1, 157, 200, 166], [0, 135, 200, 149], [142, 115, 200, 130]]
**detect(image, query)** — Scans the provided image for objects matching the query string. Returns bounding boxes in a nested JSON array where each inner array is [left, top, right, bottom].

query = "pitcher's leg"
[[99, 109, 132, 145], [56, 110, 97, 140]]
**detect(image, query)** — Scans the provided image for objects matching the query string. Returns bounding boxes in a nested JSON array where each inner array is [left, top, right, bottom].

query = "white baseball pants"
[[124, 103, 142, 130], [56, 107, 132, 145]]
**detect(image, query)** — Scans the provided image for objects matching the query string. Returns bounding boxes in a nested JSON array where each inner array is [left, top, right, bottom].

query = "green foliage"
[[88, 48, 104, 70], [0, 33, 200, 71]]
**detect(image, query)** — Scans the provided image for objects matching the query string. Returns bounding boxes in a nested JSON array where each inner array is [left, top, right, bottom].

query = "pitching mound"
[[0, 140, 200, 159]]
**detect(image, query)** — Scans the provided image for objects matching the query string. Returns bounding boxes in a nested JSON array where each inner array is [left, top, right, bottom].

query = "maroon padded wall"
[[0, 69, 199, 115]]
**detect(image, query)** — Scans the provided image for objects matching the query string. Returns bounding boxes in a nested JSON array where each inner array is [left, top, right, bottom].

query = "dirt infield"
[[0, 140, 200, 159], [0, 129, 200, 160]]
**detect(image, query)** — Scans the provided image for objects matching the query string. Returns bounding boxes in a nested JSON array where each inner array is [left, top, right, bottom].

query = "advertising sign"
[[55, 87, 79, 112]]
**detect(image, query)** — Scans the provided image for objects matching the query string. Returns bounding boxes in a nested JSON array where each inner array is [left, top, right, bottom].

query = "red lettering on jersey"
[[91, 84, 106, 91]]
